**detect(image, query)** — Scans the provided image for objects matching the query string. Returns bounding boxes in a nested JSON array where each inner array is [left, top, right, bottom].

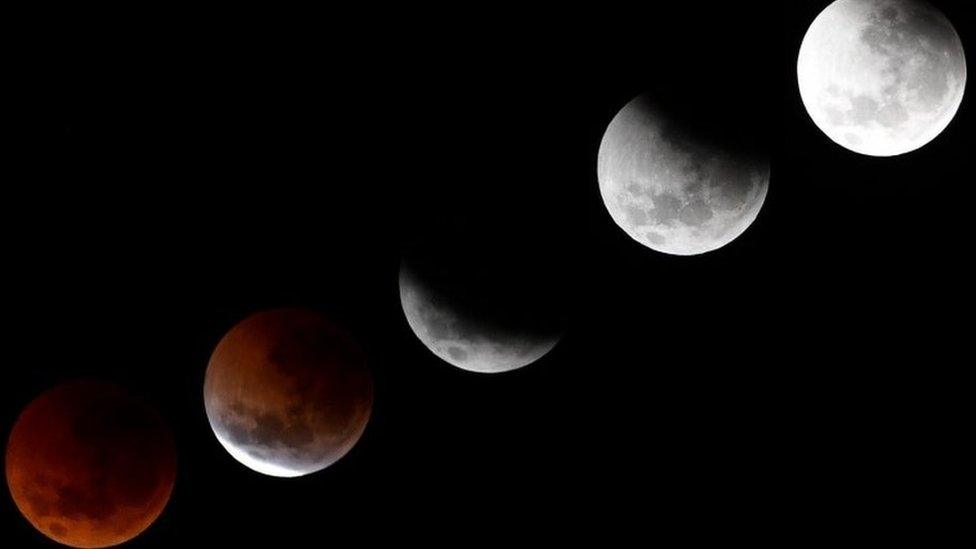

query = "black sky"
[[4, 2, 973, 545]]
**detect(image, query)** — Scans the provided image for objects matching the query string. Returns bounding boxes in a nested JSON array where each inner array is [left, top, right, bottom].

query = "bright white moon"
[[597, 94, 769, 256], [797, 0, 967, 156]]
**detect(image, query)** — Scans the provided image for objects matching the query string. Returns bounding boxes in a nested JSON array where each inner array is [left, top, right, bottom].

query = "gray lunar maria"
[[597, 94, 770, 256], [797, 0, 967, 156]]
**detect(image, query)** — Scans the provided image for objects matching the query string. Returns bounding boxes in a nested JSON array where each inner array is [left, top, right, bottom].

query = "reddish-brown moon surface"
[[204, 308, 373, 477], [5, 381, 176, 548]]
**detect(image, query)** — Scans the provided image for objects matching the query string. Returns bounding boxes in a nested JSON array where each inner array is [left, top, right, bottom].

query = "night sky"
[[4, 2, 972, 545]]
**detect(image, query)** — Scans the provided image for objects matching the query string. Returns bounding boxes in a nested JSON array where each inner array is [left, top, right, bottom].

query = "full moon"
[[797, 0, 967, 156], [5, 381, 176, 548], [204, 308, 373, 477], [597, 94, 770, 256]]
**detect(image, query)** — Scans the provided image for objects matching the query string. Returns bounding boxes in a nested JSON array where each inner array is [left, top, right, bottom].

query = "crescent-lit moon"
[[5, 381, 176, 548], [797, 0, 967, 156], [399, 264, 561, 374], [597, 94, 770, 256], [204, 309, 373, 478]]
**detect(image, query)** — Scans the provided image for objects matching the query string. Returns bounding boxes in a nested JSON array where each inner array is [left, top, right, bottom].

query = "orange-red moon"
[[5, 381, 176, 548], [204, 308, 373, 477]]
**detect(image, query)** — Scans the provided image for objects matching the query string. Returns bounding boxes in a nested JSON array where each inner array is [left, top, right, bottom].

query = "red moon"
[[204, 308, 373, 477], [5, 381, 176, 548]]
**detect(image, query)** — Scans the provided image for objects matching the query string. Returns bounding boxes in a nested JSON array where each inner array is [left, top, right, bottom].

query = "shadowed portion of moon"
[[204, 309, 373, 477], [399, 232, 566, 374], [5, 381, 176, 548], [798, 0, 967, 156], [597, 94, 769, 256]]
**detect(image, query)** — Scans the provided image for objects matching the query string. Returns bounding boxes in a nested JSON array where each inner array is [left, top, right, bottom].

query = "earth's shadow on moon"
[[5, 381, 176, 548], [398, 223, 570, 374], [204, 309, 374, 478], [597, 91, 771, 256]]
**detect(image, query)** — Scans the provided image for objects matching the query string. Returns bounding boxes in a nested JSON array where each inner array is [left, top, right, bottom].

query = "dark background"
[[4, 1, 972, 544]]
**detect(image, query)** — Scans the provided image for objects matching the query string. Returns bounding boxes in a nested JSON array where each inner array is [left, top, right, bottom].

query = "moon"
[[797, 0, 967, 156], [397, 229, 566, 375], [5, 381, 176, 548], [597, 94, 770, 256], [204, 308, 373, 477], [399, 265, 561, 374]]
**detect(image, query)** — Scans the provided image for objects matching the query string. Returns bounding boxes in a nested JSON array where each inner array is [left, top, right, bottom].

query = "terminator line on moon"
[[399, 265, 561, 374], [597, 94, 770, 256], [797, 0, 967, 156], [204, 308, 373, 478]]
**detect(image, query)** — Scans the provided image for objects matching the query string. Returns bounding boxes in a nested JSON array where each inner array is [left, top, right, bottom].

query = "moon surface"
[[204, 308, 373, 478], [5, 381, 176, 548], [399, 265, 561, 374], [797, 0, 967, 156], [597, 94, 770, 256]]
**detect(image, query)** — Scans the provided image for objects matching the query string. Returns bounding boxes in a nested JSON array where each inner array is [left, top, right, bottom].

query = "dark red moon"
[[204, 308, 373, 477], [5, 381, 176, 548]]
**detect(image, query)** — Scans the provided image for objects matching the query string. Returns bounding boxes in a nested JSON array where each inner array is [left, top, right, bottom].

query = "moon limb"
[[204, 309, 373, 478], [211, 429, 307, 478], [597, 94, 769, 256], [797, 0, 967, 156], [399, 266, 560, 374]]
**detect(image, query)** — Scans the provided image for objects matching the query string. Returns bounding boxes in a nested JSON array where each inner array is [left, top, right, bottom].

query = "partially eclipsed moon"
[[797, 0, 967, 156], [204, 308, 373, 478], [5, 381, 176, 548], [597, 94, 770, 256], [399, 265, 561, 374]]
